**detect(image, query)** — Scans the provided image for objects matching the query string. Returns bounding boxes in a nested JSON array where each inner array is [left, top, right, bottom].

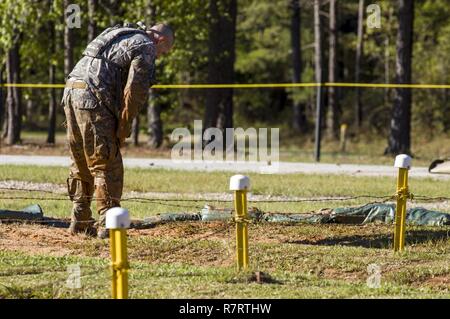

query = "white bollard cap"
[[229, 175, 251, 191], [394, 154, 412, 169], [105, 207, 131, 229]]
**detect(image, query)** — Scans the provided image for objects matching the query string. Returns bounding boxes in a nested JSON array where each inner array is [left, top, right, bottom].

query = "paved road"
[[0, 154, 446, 179]]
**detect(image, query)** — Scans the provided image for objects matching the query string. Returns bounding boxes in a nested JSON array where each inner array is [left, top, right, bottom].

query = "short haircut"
[[150, 23, 175, 48]]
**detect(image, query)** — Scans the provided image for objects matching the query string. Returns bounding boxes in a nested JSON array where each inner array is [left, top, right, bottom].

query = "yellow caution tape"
[[324, 82, 450, 89], [152, 83, 320, 89]]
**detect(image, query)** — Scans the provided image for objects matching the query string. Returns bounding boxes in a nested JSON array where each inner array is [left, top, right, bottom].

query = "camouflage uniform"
[[62, 23, 156, 233]]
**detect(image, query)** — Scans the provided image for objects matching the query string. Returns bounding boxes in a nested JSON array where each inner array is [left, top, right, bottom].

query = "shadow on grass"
[[286, 229, 450, 249]]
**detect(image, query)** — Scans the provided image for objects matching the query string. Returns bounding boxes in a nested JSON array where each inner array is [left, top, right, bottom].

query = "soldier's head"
[[147, 23, 175, 57]]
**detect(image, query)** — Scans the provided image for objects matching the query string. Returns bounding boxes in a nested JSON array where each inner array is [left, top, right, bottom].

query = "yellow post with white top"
[[393, 154, 412, 253], [106, 207, 131, 299], [230, 175, 250, 271]]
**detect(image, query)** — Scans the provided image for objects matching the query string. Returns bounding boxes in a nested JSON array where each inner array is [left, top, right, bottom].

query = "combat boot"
[[95, 213, 109, 239], [67, 178, 96, 236], [68, 219, 97, 237]]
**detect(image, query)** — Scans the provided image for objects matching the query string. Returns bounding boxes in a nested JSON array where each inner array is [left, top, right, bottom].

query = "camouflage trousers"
[[63, 85, 123, 231]]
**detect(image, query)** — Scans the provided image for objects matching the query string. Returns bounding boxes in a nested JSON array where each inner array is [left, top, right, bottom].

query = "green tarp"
[[135, 212, 200, 228], [196, 203, 450, 226], [0, 204, 44, 220], [2, 203, 449, 228], [200, 206, 263, 221], [332, 203, 450, 226], [407, 207, 450, 226], [333, 203, 395, 224], [262, 212, 331, 224]]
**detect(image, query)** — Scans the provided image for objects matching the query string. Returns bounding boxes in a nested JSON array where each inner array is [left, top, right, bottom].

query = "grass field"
[[0, 164, 449, 298], [0, 222, 448, 298]]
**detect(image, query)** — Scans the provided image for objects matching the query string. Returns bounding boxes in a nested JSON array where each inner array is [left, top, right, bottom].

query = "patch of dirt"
[[0, 222, 237, 267], [130, 221, 231, 239], [0, 221, 332, 268], [322, 268, 366, 281], [249, 223, 327, 244], [1, 221, 449, 275], [422, 275, 450, 289], [0, 223, 91, 256], [127, 222, 235, 266], [134, 222, 366, 246]]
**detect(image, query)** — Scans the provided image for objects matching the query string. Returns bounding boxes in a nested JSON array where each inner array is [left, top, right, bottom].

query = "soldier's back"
[[68, 28, 155, 117]]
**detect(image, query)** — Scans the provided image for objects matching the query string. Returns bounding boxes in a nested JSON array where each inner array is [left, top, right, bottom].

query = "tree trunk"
[[0, 66, 3, 138], [88, 0, 98, 42], [355, 0, 364, 130], [26, 98, 35, 124], [108, 0, 122, 26], [1, 65, 7, 138], [290, 0, 307, 132], [2, 105, 7, 139], [64, 0, 74, 78], [145, 0, 155, 26], [131, 116, 139, 146], [384, 35, 390, 106], [385, 0, 414, 155], [314, 0, 324, 162], [147, 90, 163, 148], [5, 34, 22, 145], [204, 0, 237, 140], [443, 89, 450, 132], [327, 0, 339, 140], [47, 3, 57, 145], [384, 6, 393, 107], [144, 0, 163, 149]]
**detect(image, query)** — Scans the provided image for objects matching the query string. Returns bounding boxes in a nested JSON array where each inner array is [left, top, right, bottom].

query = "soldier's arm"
[[117, 49, 155, 144]]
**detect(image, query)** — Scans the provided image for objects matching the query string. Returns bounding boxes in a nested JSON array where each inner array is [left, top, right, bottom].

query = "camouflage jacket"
[[68, 26, 156, 141]]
